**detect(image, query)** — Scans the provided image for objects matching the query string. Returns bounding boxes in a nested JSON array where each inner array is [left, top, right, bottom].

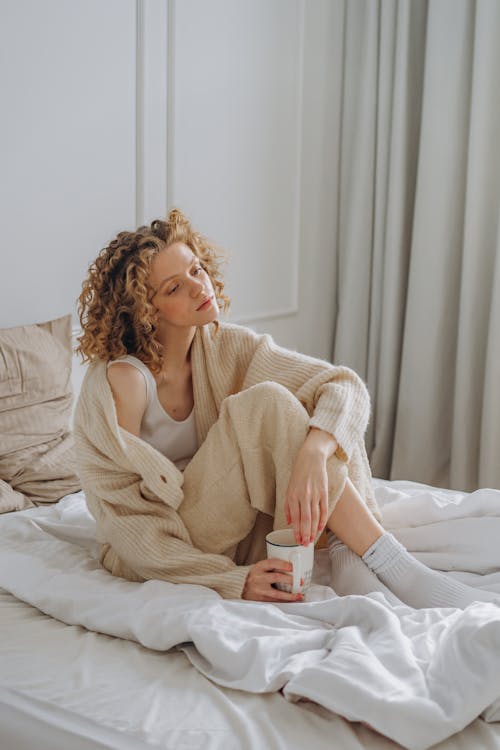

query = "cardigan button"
[[160, 475, 167, 483]]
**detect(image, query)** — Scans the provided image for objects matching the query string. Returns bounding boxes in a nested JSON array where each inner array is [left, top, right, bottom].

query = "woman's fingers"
[[242, 559, 304, 602], [261, 590, 303, 602], [284, 499, 292, 526], [265, 558, 293, 573], [318, 492, 329, 535], [299, 503, 312, 546], [296, 486, 329, 545], [287, 498, 301, 544], [290, 496, 321, 545], [264, 572, 294, 586], [287, 493, 317, 544], [309, 502, 320, 544]]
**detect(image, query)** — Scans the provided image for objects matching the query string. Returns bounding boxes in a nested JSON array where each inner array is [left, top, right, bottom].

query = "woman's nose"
[[190, 277, 205, 295]]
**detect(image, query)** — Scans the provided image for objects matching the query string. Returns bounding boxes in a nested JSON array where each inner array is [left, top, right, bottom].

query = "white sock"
[[327, 532, 404, 606], [362, 532, 500, 610]]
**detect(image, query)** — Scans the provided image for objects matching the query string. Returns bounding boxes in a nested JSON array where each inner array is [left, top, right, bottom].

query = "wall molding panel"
[[170, 0, 305, 325]]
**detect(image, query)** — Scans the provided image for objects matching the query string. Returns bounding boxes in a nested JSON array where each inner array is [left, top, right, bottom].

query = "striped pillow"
[[0, 314, 81, 513]]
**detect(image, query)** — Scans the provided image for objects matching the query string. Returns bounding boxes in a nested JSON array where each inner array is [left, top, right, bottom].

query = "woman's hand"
[[284, 428, 338, 546], [242, 559, 304, 602]]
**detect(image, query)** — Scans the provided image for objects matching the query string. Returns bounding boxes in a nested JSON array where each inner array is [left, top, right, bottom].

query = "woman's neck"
[[157, 325, 196, 382]]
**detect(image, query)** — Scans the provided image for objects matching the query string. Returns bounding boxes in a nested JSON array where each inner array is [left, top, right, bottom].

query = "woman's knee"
[[222, 381, 309, 436], [228, 381, 306, 412]]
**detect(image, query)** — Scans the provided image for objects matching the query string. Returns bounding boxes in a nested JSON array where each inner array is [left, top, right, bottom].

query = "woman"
[[74, 208, 497, 608]]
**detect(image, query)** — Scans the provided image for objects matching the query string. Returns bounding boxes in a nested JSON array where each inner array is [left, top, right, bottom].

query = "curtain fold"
[[332, 0, 500, 491], [450, 0, 500, 490]]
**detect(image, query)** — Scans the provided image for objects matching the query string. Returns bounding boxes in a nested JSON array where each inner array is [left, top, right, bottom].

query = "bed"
[[1, 317, 500, 750]]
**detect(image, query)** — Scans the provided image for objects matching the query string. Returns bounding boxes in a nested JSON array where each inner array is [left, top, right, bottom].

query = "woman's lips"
[[196, 296, 213, 311]]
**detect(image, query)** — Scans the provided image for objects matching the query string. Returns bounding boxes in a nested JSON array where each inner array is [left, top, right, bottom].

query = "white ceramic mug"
[[265, 528, 315, 594]]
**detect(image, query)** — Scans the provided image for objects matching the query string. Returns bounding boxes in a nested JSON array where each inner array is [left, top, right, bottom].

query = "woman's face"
[[149, 242, 219, 328]]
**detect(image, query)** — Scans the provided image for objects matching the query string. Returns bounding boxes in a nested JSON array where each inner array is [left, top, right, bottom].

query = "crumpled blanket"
[[1, 478, 500, 750]]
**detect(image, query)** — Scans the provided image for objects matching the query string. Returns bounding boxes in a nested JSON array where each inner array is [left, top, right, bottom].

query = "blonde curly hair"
[[76, 208, 230, 373]]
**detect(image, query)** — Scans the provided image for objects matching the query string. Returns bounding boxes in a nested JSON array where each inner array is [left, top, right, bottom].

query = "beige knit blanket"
[[73, 321, 380, 599]]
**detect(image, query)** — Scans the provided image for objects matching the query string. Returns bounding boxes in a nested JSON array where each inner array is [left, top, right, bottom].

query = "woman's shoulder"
[[105, 360, 148, 434], [107, 354, 150, 371], [106, 358, 149, 397], [75, 357, 148, 431]]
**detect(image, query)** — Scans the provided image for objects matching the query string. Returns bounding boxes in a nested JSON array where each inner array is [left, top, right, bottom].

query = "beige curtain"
[[332, 0, 500, 491]]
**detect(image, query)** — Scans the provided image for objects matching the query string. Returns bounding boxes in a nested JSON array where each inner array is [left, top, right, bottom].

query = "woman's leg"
[[325, 477, 384, 555], [326, 478, 500, 609], [323, 478, 403, 604], [180, 381, 350, 560], [182, 381, 499, 610]]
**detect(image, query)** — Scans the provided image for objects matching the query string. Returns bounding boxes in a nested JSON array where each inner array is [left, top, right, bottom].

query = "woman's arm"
[[240, 330, 370, 463], [284, 427, 340, 545], [106, 362, 147, 437], [303, 426, 338, 458]]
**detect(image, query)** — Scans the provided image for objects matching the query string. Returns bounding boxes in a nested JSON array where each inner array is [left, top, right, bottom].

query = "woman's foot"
[[362, 532, 500, 610], [327, 532, 404, 606]]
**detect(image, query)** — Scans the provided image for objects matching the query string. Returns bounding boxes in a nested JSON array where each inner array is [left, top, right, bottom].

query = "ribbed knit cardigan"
[[73, 321, 379, 599]]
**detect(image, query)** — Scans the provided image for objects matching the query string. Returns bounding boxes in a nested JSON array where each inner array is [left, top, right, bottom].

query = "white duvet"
[[1, 479, 500, 750]]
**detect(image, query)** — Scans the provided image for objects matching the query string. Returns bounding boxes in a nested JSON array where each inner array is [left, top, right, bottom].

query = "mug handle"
[[290, 550, 302, 594]]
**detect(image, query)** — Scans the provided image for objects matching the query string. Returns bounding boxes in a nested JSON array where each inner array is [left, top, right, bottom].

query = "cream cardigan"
[[73, 321, 379, 599]]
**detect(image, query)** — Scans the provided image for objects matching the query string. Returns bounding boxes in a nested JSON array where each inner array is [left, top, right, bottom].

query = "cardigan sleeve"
[[78, 463, 251, 600], [97, 498, 252, 600], [239, 329, 370, 463]]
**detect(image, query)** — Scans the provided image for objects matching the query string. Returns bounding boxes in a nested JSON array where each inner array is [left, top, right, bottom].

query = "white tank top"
[[107, 355, 198, 471]]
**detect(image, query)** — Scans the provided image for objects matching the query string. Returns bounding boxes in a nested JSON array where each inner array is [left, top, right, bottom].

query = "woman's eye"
[[167, 285, 179, 295], [193, 266, 203, 275]]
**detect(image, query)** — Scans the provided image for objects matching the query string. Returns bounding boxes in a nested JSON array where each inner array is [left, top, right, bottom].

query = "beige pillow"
[[0, 314, 81, 513]]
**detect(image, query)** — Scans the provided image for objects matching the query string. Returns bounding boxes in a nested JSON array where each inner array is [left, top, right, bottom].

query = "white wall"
[[0, 0, 343, 399], [0, 0, 137, 327]]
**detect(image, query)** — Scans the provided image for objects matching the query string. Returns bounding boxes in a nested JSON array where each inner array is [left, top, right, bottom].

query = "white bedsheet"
[[2, 588, 369, 750], [1, 480, 500, 750]]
